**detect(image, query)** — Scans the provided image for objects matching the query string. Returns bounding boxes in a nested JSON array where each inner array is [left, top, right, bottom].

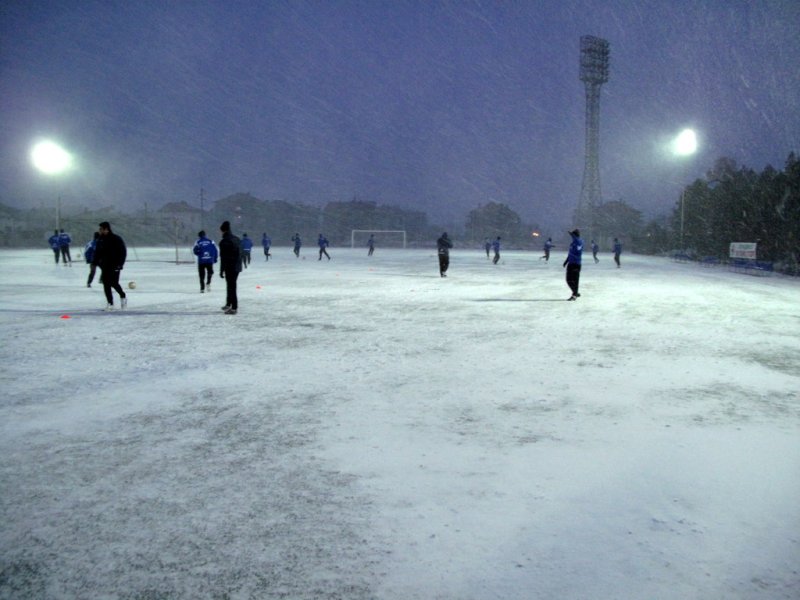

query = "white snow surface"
[[1, 247, 798, 600]]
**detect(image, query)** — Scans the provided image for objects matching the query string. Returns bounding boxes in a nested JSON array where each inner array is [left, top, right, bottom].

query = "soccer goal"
[[351, 230, 407, 249]]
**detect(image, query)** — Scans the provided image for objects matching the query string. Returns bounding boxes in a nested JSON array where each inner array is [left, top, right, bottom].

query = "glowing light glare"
[[531, 231, 540, 237], [673, 129, 697, 156], [31, 141, 72, 174]]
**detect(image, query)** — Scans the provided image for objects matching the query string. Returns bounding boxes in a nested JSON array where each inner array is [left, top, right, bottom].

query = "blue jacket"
[[49, 234, 60, 250], [292, 235, 302, 248], [613, 241, 622, 255], [193, 236, 218, 265], [318, 235, 329, 248], [241, 235, 253, 252], [58, 232, 71, 247], [566, 234, 584, 265], [591, 242, 599, 253], [262, 234, 271, 248], [544, 239, 553, 251], [492, 238, 500, 252], [84, 239, 97, 263]]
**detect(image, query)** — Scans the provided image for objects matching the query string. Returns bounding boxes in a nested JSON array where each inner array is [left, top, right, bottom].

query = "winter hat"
[[198, 230, 206, 237], [569, 229, 580, 237], [220, 221, 230, 232]]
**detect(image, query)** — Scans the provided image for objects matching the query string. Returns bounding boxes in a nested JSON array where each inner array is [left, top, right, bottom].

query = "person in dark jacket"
[[613, 238, 622, 268], [93, 221, 127, 310], [437, 232, 453, 277], [48, 230, 61, 264], [193, 230, 218, 293], [484, 237, 491, 259], [291, 233, 302, 258], [591, 240, 599, 263], [219, 221, 242, 314], [84, 232, 99, 287], [563, 229, 583, 301], [367, 234, 375, 256]]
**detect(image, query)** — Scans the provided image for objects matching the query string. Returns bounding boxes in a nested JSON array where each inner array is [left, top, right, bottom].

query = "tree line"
[[2, 152, 797, 273]]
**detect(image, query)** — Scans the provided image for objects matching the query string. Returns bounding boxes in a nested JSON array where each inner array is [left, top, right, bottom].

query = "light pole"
[[671, 129, 697, 251], [31, 140, 73, 230]]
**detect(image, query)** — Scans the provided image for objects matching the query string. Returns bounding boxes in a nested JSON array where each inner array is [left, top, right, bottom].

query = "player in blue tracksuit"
[[292, 233, 302, 258], [484, 237, 491, 259], [193, 230, 218, 293], [367, 234, 375, 256], [240, 233, 253, 268], [613, 238, 622, 267], [591, 240, 599, 263], [540, 237, 553, 261], [563, 229, 583, 300], [84, 232, 99, 287], [262, 233, 271, 260], [318, 234, 331, 260], [58, 229, 73, 264], [48, 230, 61, 264], [492, 237, 501, 264]]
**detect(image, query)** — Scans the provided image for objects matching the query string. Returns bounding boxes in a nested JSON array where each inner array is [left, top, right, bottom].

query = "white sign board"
[[729, 242, 757, 259]]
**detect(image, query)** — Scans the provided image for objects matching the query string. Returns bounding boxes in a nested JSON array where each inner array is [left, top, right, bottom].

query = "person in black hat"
[[93, 221, 128, 310], [437, 232, 453, 277], [563, 229, 583, 300], [219, 221, 242, 314]]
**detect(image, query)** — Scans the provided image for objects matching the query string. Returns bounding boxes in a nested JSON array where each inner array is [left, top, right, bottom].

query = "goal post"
[[351, 229, 407, 249]]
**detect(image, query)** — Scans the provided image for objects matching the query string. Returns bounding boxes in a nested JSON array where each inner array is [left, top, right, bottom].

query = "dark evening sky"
[[1, 0, 798, 229]]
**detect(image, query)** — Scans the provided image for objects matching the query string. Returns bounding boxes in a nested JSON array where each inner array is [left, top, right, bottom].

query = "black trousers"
[[198, 264, 213, 290], [493, 251, 500, 264], [223, 270, 239, 309], [52, 249, 60, 263], [242, 251, 251, 267], [60, 246, 72, 263], [87, 263, 97, 286], [438, 253, 449, 276], [566, 263, 581, 295], [102, 268, 126, 305]]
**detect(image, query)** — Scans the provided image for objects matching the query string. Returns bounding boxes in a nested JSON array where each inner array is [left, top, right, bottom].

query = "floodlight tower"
[[576, 35, 609, 238]]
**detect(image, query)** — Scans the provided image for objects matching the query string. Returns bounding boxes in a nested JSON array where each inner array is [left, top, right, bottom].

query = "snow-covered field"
[[1, 246, 798, 600]]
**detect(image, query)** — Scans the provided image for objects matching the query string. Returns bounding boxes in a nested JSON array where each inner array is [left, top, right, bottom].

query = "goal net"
[[351, 230, 407, 249]]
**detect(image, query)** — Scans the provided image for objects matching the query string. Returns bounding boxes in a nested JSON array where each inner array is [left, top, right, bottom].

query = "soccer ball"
[[128, 281, 137, 289]]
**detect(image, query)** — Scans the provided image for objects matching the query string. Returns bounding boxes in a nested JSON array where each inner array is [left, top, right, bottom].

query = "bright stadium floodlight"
[[31, 140, 73, 175], [672, 129, 697, 157], [31, 140, 74, 230]]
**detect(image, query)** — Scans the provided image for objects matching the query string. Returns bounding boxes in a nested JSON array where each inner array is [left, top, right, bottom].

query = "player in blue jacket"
[[484, 237, 491, 259], [48, 230, 61, 264], [240, 233, 253, 268], [540, 237, 553, 261], [318, 234, 331, 260], [591, 240, 599, 263], [492, 236, 501, 265], [193, 230, 218, 293], [84, 232, 99, 287], [613, 238, 622, 268], [367, 234, 375, 256], [58, 229, 72, 264], [261, 233, 271, 261], [563, 229, 583, 301], [292, 233, 302, 258]]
